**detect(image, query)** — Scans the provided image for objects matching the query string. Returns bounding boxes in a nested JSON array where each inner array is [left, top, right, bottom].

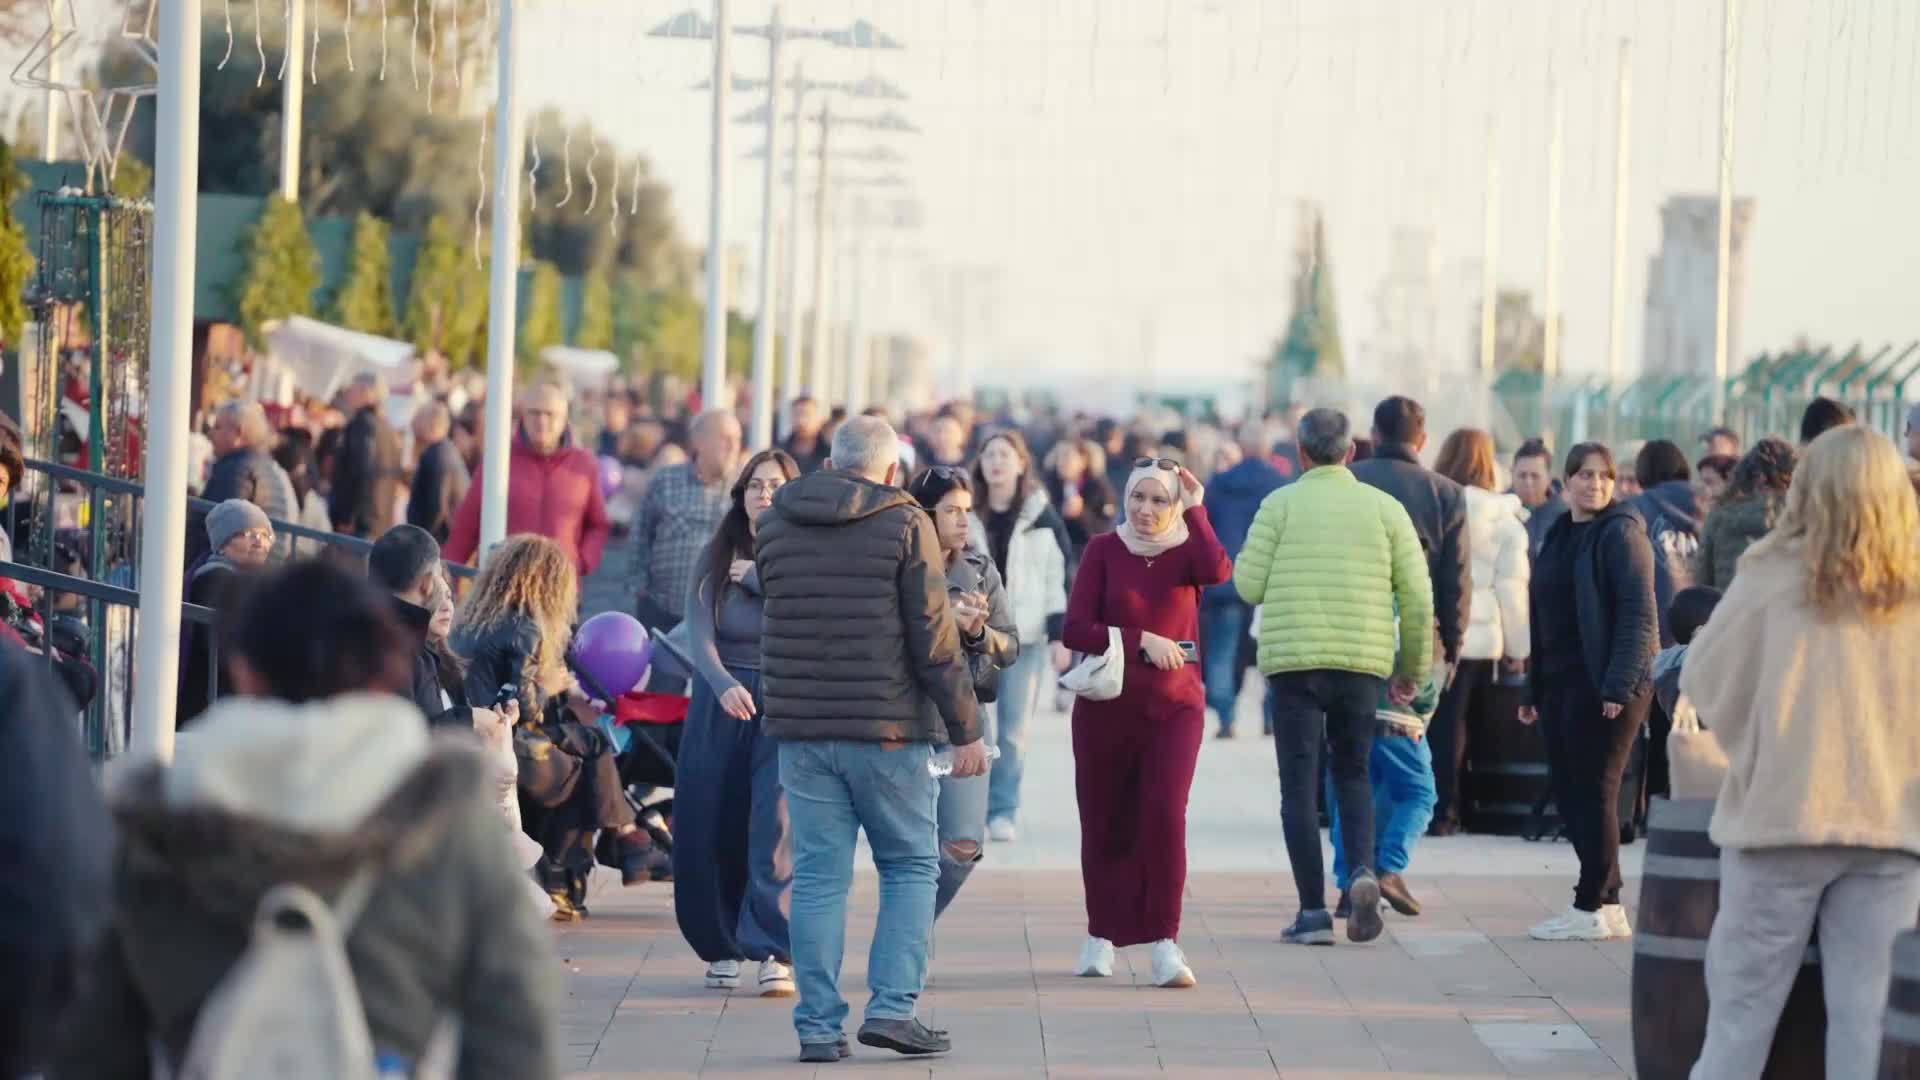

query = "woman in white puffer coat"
[[1427, 428, 1532, 835]]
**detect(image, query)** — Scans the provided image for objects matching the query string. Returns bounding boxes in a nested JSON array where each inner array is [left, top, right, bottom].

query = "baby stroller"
[[582, 623, 692, 880]]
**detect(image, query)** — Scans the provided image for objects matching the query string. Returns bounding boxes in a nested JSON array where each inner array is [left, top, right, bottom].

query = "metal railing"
[[2, 455, 474, 758]]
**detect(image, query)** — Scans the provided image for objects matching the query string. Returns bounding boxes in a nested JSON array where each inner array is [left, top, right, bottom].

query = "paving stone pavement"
[[555, 683, 1643, 1078]]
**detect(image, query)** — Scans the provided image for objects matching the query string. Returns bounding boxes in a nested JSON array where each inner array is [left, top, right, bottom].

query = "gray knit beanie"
[[206, 498, 271, 553]]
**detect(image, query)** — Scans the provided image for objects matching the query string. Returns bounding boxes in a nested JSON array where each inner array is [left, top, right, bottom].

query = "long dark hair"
[[223, 559, 412, 703], [969, 428, 1038, 511], [698, 448, 799, 623]]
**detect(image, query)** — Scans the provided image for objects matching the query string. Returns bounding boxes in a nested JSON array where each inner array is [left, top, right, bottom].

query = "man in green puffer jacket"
[[1233, 407, 1434, 948]]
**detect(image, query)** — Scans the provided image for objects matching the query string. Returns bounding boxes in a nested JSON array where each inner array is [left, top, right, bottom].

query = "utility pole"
[[280, 0, 304, 200], [1605, 40, 1634, 442], [1478, 119, 1498, 379], [1712, 0, 1739, 423], [748, 5, 783, 449], [700, 0, 732, 414], [844, 197, 869, 411], [807, 101, 832, 399], [42, 7, 60, 164], [779, 61, 807, 432], [1541, 77, 1564, 439], [478, 0, 527, 561]]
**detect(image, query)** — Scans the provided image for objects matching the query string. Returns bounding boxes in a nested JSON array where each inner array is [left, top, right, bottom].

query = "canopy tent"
[[261, 315, 417, 405], [541, 346, 620, 391]]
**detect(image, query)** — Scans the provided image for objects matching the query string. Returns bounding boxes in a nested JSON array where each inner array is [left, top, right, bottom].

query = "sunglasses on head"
[[1134, 457, 1179, 471], [928, 465, 969, 481]]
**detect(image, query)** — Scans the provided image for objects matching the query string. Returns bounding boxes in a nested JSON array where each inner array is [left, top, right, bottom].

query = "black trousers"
[[1269, 669, 1384, 911], [1537, 677, 1649, 911], [1426, 658, 1495, 827]]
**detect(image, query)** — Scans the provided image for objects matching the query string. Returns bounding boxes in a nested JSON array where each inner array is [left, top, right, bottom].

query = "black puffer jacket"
[[755, 470, 981, 746], [1527, 500, 1659, 706]]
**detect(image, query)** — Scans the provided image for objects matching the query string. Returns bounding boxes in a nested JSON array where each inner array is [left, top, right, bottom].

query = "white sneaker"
[[1151, 939, 1196, 988], [704, 959, 742, 988], [988, 817, 1017, 843], [1074, 936, 1115, 977], [1529, 907, 1608, 941], [757, 958, 795, 997], [1600, 904, 1632, 939]]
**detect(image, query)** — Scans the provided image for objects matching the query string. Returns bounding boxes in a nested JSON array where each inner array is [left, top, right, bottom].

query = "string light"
[[556, 127, 574, 208], [278, 0, 290, 80], [309, 0, 319, 84], [474, 116, 487, 266], [585, 133, 601, 213], [342, 0, 354, 73], [253, 0, 265, 86], [629, 155, 641, 214], [219, 0, 233, 69], [527, 111, 540, 206], [410, 0, 420, 90], [380, 0, 389, 80], [426, 0, 438, 111], [607, 153, 622, 236]]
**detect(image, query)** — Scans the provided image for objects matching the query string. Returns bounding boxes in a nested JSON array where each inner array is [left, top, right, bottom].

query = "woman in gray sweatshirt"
[[671, 449, 800, 998]]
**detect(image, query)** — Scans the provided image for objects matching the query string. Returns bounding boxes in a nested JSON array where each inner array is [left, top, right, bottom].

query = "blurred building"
[[1372, 226, 1439, 384], [1641, 195, 1756, 377]]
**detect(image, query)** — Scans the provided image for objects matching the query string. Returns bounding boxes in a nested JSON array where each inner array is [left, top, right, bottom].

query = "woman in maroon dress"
[[1062, 458, 1232, 988]]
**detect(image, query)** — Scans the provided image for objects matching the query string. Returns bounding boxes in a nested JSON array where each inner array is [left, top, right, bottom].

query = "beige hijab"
[[1115, 465, 1198, 558]]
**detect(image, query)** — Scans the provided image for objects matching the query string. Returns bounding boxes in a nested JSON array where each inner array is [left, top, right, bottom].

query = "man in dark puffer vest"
[[754, 415, 983, 1063]]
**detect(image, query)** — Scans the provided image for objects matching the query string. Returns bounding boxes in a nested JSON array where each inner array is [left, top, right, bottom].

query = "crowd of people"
[[7, 369, 1920, 1073]]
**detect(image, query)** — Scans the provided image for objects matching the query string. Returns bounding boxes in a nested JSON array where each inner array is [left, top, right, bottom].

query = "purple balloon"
[[597, 454, 624, 498], [572, 611, 653, 698]]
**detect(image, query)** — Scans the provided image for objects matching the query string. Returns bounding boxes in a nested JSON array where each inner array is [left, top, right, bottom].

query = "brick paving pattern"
[[555, 685, 1642, 1077]]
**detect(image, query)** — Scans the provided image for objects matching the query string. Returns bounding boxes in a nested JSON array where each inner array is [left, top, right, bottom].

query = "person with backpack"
[[51, 560, 560, 1080], [1631, 440, 1704, 647]]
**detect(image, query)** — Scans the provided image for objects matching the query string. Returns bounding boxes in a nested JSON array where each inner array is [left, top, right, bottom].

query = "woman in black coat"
[[1519, 442, 1658, 944]]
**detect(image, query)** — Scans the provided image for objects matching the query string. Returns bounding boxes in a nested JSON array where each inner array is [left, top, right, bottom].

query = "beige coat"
[[1682, 545, 1920, 855]]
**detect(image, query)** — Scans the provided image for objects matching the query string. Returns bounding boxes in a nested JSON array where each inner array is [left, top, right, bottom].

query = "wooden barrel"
[[1632, 798, 1827, 1079], [1462, 680, 1553, 835], [1880, 930, 1920, 1078]]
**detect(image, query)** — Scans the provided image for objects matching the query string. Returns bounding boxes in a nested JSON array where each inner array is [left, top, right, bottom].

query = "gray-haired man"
[[754, 415, 985, 1062]]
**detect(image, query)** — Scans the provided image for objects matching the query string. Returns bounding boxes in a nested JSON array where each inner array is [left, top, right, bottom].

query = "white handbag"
[[1667, 694, 1729, 800], [1057, 626, 1125, 701]]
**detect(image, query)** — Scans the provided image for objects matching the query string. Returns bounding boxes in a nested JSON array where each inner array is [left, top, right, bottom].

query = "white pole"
[[807, 102, 832, 400], [701, 0, 732, 413], [1712, 0, 1739, 423], [844, 198, 869, 412], [778, 61, 807, 431], [1541, 77, 1563, 437], [1605, 39, 1634, 442], [280, 0, 304, 200], [748, 9, 782, 449], [42, 28, 60, 162], [478, 0, 526, 560], [131, 0, 203, 763], [1478, 119, 1498, 378]]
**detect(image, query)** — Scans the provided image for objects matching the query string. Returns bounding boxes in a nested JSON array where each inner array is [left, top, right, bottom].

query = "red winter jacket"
[[444, 431, 612, 575]]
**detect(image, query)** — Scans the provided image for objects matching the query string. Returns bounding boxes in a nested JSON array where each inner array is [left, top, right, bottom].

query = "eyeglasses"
[[744, 479, 784, 495], [1134, 457, 1179, 471], [240, 528, 275, 545]]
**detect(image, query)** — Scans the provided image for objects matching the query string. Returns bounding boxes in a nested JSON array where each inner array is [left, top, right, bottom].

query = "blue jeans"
[[1199, 601, 1252, 728], [778, 739, 939, 1046], [1327, 732, 1437, 891], [987, 645, 1047, 822], [935, 771, 989, 918], [671, 669, 790, 963]]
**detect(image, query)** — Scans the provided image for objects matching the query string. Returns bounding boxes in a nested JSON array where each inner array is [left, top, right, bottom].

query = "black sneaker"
[[1378, 872, 1422, 916], [1347, 871, 1384, 943], [1215, 727, 1234, 739], [1282, 908, 1335, 946], [798, 1036, 852, 1063], [857, 1018, 951, 1056]]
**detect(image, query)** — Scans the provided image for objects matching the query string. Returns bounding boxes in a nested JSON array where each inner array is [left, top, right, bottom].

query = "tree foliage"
[[405, 215, 488, 368], [234, 196, 320, 347], [110, 157, 152, 200], [1270, 213, 1345, 402], [575, 268, 613, 351], [331, 211, 398, 336], [0, 138, 33, 351], [518, 261, 564, 369], [103, 17, 685, 277]]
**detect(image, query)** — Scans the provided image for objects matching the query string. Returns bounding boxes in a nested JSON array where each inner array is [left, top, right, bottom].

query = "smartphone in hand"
[[1176, 641, 1199, 664]]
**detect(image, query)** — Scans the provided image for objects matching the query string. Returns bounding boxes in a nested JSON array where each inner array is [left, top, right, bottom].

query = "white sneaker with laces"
[[988, 817, 1018, 843], [1151, 939, 1196, 988], [1530, 907, 1608, 941], [1601, 904, 1632, 939], [758, 958, 795, 997], [704, 959, 742, 988], [1074, 936, 1115, 977]]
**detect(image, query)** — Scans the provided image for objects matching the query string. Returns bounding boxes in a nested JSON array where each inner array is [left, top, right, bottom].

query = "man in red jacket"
[[444, 380, 612, 575]]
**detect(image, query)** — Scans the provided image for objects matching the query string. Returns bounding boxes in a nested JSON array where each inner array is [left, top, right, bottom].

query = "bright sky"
[[517, 0, 1919, 393]]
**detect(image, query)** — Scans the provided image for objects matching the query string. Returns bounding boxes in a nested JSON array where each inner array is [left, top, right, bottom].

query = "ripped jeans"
[[936, 707, 998, 914]]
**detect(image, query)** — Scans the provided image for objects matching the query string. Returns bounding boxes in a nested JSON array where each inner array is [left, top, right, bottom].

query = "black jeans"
[[1426, 658, 1495, 827], [1269, 669, 1385, 911], [1537, 677, 1649, 910]]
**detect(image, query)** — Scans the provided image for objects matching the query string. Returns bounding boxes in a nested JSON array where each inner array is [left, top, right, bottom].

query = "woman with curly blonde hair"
[[451, 534, 662, 919], [1683, 425, 1920, 1078], [453, 534, 579, 719]]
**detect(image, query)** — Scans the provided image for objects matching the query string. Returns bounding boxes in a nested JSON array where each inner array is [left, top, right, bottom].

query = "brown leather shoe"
[[1378, 872, 1422, 916]]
